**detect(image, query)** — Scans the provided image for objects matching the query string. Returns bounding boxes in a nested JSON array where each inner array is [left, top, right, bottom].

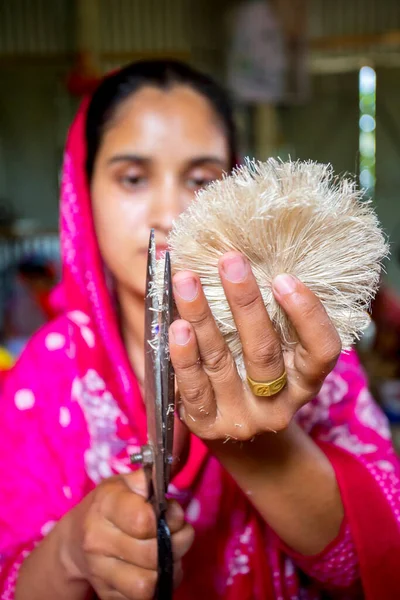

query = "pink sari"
[[1, 101, 400, 600]]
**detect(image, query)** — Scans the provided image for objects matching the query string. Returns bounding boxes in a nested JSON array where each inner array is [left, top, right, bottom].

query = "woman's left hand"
[[169, 251, 342, 441]]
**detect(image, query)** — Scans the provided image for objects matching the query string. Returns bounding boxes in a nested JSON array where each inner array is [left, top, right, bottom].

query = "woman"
[[0, 60, 399, 600]]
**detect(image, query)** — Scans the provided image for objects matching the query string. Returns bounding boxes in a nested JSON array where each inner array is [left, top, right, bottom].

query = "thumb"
[[122, 468, 149, 498]]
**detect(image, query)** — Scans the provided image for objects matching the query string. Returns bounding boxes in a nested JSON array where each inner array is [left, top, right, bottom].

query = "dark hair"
[[85, 59, 237, 181]]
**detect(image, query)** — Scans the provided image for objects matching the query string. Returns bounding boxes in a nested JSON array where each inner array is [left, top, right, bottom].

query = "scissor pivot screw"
[[130, 445, 154, 467], [130, 452, 143, 465]]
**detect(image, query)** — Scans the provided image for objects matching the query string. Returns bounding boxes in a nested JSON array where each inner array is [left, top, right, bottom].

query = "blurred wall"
[[278, 72, 359, 175], [0, 0, 231, 229], [1, 0, 400, 286], [0, 66, 75, 228]]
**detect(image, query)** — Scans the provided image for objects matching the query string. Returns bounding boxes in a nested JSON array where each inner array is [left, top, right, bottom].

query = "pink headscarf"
[[1, 97, 400, 600], [59, 97, 209, 493]]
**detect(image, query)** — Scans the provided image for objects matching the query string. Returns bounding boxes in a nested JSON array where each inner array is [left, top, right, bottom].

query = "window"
[[359, 66, 376, 197]]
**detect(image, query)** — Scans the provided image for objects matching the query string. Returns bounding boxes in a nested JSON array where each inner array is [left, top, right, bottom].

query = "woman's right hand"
[[63, 469, 194, 600]]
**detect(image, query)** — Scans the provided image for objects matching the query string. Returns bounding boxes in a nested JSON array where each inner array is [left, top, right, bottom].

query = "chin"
[[116, 270, 147, 302], [130, 280, 147, 300]]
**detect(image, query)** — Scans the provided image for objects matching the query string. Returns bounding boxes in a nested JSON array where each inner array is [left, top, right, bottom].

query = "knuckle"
[[133, 570, 157, 600], [250, 339, 282, 368], [189, 420, 219, 440], [315, 338, 342, 373], [131, 505, 154, 539], [322, 336, 342, 364], [300, 299, 324, 324], [203, 347, 230, 374], [215, 420, 253, 442], [81, 497, 109, 556], [174, 358, 199, 378], [181, 384, 207, 407], [235, 290, 261, 314], [82, 525, 101, 555], [141, 540, 158, 569], [271, 408, 292, 432], [233, 424, 254, 442], [94, 477, 122, 513], [188, 307, 211, 329]]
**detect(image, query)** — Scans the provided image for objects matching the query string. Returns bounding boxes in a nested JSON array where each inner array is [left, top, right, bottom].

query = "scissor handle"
[[155, 511, 174, 600]]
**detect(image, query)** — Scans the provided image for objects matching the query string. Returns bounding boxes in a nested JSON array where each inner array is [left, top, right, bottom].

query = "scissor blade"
[[144, 229, 165, 516], [160, 251, 175, 492]]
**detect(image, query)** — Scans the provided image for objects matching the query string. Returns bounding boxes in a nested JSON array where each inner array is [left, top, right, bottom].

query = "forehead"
[[100, 85, 229, 159]]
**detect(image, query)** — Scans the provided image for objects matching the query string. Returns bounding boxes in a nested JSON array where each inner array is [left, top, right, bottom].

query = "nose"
[[148, 175, 182, 234]]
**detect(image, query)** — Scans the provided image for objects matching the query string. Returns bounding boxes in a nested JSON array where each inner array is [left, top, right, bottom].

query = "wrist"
[[207, 421, 313, 482], [15, 510, 91, 600]]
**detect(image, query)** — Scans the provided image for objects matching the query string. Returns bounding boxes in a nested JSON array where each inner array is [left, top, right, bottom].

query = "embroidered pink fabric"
[[1, 100, 400, 600]]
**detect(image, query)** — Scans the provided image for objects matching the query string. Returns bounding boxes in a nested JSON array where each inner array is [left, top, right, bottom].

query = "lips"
[[156, 246, 168, 260], [138, 245, 168, 259]]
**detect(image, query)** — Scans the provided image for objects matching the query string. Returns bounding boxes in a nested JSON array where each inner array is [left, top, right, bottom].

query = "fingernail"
[[171, 321, 191, 346], [221, 254, 247, 283], [273, 274, 297, 295], [174, 275, 198, 301]]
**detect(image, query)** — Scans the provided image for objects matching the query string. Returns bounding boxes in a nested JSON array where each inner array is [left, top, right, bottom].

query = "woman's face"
[[91, 84, 231, 299]]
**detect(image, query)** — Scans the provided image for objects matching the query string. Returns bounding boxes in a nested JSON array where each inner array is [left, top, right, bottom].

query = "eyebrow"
[[189, 156, 227, 168], [107, 154, 227, 168], [107, 154, 149, 166]]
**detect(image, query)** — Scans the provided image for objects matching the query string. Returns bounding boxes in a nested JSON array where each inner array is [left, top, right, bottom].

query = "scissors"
[[131, 229, 175, 599]]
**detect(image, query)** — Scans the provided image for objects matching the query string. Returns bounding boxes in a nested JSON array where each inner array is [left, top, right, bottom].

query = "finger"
[[122, 469, 147, 497], [93, 562, 183, 598], [169, 319, 216, 424], [88, 557, 157, 600], [88, 519, 193, 571], [84, 517, 157, 570], [165, 500, 187, 534], [171, 522, 195, 561], [172, 271, 243, 410], [174, 560, 184, 589], [100, 477, 156, 539], [104, 481, 186, 539], [272, 274, 341, 383], [219, 252, 284, 383], [92, 586, 130, 600]]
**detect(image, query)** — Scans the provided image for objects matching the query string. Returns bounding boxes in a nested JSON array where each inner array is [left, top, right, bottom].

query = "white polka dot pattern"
[[1, 547, 32, 600], [59, 406, 71, 427], [45, 333, 66, 351], [186, 498, 201, 523], [62, 485, 72, 499], [14, 389, 35, 411], [40, 520, 56, 536], [294, 522, 359, 588], [367, 463, 400, 525]]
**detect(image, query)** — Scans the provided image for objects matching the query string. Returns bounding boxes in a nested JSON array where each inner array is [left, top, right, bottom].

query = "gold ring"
[[246, 371, 287, 397]]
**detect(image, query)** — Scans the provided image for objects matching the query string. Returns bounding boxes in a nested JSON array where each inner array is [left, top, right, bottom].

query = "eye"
[[119, 174, 147, 190], [186, 175, 215, 191]]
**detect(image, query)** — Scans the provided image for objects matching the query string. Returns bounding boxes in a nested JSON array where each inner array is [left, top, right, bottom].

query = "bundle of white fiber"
[[157, 159, 388, 371]]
